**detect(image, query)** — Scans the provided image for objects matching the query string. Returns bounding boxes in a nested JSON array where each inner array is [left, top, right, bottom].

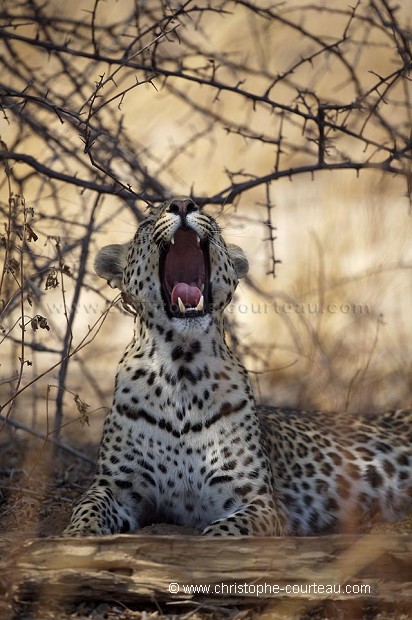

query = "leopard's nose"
[[168, 199, 198, 220]]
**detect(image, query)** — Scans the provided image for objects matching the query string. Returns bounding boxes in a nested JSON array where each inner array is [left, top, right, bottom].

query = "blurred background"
[[0, 0, 411, 454]]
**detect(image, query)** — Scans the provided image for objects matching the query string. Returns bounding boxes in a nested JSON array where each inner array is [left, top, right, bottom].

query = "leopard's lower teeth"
[[178, 297, 186, 314], [176, 295, 204, 314], [196, 295, 204, 312]]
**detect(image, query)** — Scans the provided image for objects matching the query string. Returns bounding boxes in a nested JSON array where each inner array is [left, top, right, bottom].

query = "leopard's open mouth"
[[159, 228, 210, 318]]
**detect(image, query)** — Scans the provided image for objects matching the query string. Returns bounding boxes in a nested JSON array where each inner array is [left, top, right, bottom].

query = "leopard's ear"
[[94, 242, 130, 289], [227, 243, 249, 279]]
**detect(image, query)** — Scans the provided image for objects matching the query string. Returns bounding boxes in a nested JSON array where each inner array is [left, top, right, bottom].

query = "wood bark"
[[4, 534, 412, 606]]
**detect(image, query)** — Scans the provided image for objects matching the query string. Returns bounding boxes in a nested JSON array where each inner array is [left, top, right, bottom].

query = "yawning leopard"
[[64, 197, 412, 536]]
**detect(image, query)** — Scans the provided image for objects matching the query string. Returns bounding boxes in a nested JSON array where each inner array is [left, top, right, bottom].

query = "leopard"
[[64, 196, 412, 537]]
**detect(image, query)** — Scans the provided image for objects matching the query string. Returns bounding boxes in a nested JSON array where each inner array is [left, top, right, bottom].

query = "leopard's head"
[[95, 197, 248, 326]]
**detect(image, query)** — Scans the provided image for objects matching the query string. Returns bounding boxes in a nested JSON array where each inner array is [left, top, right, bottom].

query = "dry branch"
[[5, 534, 412, 606]]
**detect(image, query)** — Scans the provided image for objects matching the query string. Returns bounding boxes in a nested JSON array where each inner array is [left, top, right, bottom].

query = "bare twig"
[[0, 414, 95, 464]]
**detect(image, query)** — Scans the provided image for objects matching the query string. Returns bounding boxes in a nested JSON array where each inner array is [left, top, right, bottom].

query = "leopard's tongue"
[[171, 282, 202, 307]]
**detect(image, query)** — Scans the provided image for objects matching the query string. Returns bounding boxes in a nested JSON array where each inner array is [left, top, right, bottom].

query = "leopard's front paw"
[[62, 522, 111, 537]]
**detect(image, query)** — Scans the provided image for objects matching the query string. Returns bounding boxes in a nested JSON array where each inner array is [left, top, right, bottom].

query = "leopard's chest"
[[112, 421, 243, 528], [106, 337, 256, 527], [115, 341, 250, 428]]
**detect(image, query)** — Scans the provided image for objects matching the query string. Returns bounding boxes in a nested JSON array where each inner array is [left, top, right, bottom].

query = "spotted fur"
[[64, 197, 412, 537]]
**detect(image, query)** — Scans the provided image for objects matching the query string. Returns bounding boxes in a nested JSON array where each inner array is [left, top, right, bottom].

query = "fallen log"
[[4, 533, 412, 607]]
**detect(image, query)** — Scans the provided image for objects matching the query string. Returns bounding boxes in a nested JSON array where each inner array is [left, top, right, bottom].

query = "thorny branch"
[[1, 1, 411, 206]]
